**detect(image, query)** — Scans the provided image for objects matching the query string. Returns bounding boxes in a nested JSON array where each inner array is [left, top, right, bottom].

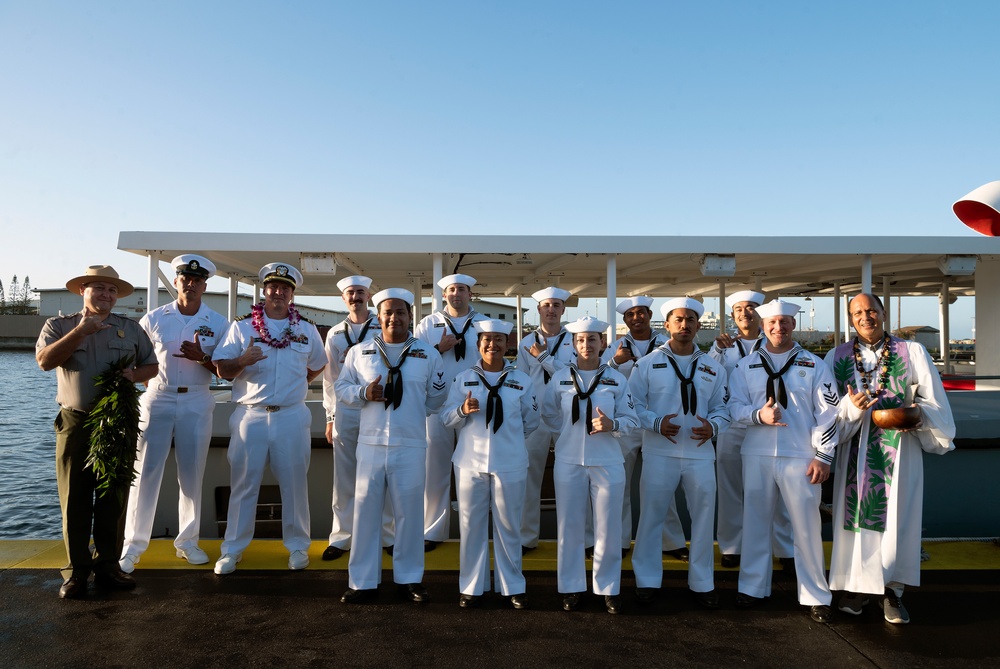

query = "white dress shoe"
[[176, 546, 210, 565], [214, 553, 242, 575], [119, 554, 140, 574], [288, 550, 310, 570]]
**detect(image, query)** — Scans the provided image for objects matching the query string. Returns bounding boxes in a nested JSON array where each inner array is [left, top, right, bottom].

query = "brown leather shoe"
[[59, 577, 86, 599]]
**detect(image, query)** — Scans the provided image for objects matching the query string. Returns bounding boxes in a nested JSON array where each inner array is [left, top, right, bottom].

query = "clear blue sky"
[[1, 1, 994, 337]]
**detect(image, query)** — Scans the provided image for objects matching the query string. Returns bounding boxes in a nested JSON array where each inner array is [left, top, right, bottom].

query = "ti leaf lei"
[[84, 354, 143, 503]]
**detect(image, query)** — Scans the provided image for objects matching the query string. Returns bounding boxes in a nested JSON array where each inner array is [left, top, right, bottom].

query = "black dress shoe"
[[321, 545, 345, 561], [402, 583, 429, 603], [383, 545, 394, 556], [340, 587, 377, 604], [59, 577, 86, 599], [691, 589, 720, 610], [94, 568, 136, 590], [605, 595, 622, 615], [585, 546, 594, 559], [635, 587, 657, 605], [562, 592, 582, 611], [459, 594, 480, 608], [735, 592, 767, 609], [779, 557, 796, 573], [809, 604, 833, 623], [510, 593, 529, 610], [664, 547, 689, 562], [720, 553, 741, 568], [423, 540, 439, 553]]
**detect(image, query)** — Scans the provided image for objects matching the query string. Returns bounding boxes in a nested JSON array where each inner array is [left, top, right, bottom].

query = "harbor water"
[[0, 350, 61, 539]]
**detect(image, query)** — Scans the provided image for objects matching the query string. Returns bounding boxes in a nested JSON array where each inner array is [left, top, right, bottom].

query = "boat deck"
[[2, 539, 998, 668]]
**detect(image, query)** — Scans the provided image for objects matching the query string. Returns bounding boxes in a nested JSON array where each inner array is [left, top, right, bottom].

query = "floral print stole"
[[831, 336, 912, 533]]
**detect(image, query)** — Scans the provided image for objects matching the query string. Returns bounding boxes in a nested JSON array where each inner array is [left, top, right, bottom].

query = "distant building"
[[895, 325, 940, 353], [420, 298, 527, 323]]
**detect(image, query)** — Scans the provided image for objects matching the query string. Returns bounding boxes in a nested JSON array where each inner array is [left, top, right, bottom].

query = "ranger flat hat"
[[337, 275, 373, 292], [725, 290, 766, 310], [474, 319, 514, 335], [437, 273, 477, 290], [66, 265, 134, 298], [372, 288, 414, 307], [259, 263, 303, 288], [616, 296, 654, 315], [660, 297, 705, 319], [564, 316, 610, 334], [172, 254, 215, 279], [532, 287, 571, 303], [756, 298, 801, 319]]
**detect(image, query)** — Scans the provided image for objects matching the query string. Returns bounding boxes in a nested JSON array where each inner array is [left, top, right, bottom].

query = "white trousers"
[[632, 456, 716, 592], [554, 461, 624, 596], [715, 429, 793, 557], [520, 426, 555, 547], [455, 465, 527, 596], [328, 409, 394, 549], [424, 417, 456, 542], [220, 403, 312, 556], [349, 444, 425, 590], [619, 436, 686, 551], [123, 387, 214, 556], [738, 454, 832, 606]]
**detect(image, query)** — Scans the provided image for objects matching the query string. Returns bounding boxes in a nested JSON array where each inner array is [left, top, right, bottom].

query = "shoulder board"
[[299, 315, 316, 325], [235, 312, 253, 321], [794, 359, 815, 368]]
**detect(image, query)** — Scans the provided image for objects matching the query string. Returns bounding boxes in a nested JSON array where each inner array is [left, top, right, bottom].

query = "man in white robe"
[[825, 293, 955, 624]]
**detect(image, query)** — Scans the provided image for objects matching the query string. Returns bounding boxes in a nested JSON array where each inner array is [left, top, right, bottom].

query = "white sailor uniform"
[[441, 363, 539, 597], [212, 312, 327, 557], [709, 337, 794, 559], [515, 329, 577, 547], [542, 364, 638, 596], [414, 309, 488, 542], [602, 332, 687, 552], [122, 301, 230, 558], [335, 336, 447, 590], [321, 313, 394, 550], [629, 346, 730, 593], [728, 344, 838, 606]]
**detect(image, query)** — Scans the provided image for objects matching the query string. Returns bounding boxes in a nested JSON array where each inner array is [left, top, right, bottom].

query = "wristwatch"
[[201, 354, 212, 364]]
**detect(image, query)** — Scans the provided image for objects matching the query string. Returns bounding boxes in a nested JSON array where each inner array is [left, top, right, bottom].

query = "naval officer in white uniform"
[[414, 273, 487, 549], [542, 316, 639, 615], [320, 274, 394, 561], [602, 295, 689, 559], [727, 298, 838, 624], [629, 297, 730, 608], [120, 255, 230, 573], [212, 263, 327, 575], [337, 288, 447, 604], [709, 290, 794, 570], [515, 286, 577, 551], [441, 319, 539, 609]]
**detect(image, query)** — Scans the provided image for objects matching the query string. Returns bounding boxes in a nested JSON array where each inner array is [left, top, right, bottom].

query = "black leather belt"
[[175, 387, 189, 393]]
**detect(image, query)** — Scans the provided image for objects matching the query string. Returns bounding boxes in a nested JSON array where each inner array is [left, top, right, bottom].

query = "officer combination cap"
[[337, 275, 373, 292], [725, 290, 766, 310], [616, 295, 654, 315], [564, 316, 610, 334], [532, 287, 571, 303], [65, 265, 134, 298], [372, 288, 414, 307], [437, 273, 477, 290], [172, 254, 215, 279], [660, 297, 705, 320], [755, 298, 801, 319], [474, 319, 514, 336], [259, 263, 303, 288]]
